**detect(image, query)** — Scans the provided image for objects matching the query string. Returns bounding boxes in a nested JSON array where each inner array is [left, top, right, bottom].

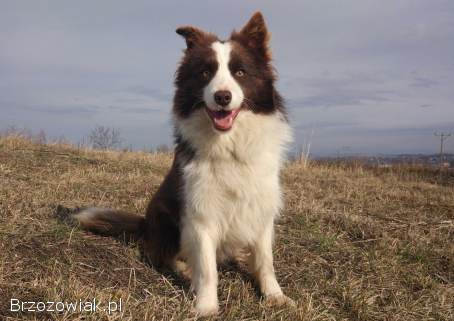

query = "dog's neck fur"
[[175, 108, 291, 164]]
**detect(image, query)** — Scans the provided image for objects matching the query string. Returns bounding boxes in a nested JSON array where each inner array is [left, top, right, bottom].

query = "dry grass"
[[0, 135, 453, 321]]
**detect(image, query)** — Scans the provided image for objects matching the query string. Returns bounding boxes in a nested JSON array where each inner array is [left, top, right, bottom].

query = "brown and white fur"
[[73, 12, 293, 316]]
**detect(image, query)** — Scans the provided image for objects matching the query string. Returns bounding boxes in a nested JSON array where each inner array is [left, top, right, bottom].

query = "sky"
[[1, 0, 454, 156]]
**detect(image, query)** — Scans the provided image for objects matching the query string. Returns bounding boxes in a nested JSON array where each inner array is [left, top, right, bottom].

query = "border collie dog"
[[74, 12, 293, 316]]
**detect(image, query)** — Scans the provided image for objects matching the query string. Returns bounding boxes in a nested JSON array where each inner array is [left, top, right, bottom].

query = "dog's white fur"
[[175, 41, 293, 315], [203, 42, 244, 111]]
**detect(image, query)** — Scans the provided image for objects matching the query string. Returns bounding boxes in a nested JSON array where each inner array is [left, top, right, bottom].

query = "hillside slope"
[[0, 136, 453, 321]]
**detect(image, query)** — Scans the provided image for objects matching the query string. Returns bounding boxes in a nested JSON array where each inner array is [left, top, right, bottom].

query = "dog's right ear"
[[176, 26, 206, 49]]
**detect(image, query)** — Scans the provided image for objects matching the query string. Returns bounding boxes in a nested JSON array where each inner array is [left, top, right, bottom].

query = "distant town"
[[316, 153, 454, 168]]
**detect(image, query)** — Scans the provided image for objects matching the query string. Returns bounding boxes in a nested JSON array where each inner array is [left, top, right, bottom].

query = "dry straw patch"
[[0, 136, 453, 320]]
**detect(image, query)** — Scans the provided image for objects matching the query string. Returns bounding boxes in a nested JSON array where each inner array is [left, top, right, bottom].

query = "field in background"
[[0, 135, 453, 321]]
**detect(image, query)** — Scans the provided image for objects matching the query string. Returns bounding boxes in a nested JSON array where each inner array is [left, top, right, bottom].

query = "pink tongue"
[[213, 111, 235, 130], [209, 109, 240, 130]]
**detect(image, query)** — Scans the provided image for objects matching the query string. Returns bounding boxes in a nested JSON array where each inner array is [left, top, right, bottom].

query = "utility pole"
[[434, 132, 451, 168]]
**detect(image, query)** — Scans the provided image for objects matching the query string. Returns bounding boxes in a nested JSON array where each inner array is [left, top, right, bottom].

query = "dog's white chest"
[[179, 111, 291, 249], [183, 155, 281, 247]]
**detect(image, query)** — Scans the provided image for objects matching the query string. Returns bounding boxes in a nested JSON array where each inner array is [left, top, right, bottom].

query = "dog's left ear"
[[235, 12, 271, 58], [176, 26, 207, 49]]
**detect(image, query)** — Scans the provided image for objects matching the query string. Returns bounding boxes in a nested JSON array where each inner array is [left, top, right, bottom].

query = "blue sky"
[[1, 0, 454, 155]]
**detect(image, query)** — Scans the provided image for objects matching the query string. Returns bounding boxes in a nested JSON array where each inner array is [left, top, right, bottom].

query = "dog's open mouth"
[[206, 108, 241, 131]]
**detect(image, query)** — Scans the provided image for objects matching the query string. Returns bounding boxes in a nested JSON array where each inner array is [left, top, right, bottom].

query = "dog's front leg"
[[249, 221, 296, 307], [185, 225, 219, 316]]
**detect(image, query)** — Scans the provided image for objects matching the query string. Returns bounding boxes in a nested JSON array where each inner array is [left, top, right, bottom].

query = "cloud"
[[125, 86, 172, 102], [107, 105, 164, 114], [17, 104, 100, 116], [291, 89, 390, 108], [295, 121, 359, 131], [410, 77, 439, 88], [301, 121, 454, 137], [286, 73, 395, 109]]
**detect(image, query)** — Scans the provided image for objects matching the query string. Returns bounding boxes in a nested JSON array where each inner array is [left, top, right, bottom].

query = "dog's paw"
[[192, 295, 219, 317], [192, 301, 219, 317], [265, 294, 296, 308]]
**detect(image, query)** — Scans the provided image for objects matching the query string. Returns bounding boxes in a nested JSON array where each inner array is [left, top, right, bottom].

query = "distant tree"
[[2, 125, 32, 138], [1, 126, 47, 144], [88, 125, 122, 150], [0, 125, 18, 137]]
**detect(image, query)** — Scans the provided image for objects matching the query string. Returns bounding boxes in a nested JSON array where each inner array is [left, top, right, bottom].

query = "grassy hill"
[[0, 135, 453, 321]]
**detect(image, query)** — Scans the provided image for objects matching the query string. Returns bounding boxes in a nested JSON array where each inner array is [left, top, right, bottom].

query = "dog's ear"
[[176, 26, 207, 49], [236, 12, 270, 58]]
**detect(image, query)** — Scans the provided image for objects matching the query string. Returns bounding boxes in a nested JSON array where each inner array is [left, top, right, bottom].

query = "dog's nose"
[[214, 90, 232, 107]]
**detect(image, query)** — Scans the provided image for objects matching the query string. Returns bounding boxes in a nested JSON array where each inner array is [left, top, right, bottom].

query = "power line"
[[434, 132, 452, 167]]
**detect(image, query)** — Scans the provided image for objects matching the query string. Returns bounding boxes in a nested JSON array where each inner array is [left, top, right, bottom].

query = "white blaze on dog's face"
[[203, 42, 244, 131]]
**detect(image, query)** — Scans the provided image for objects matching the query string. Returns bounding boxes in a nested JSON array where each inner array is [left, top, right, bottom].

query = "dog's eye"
[[202, 70, 210, 78], [235, 69, 245, 77]]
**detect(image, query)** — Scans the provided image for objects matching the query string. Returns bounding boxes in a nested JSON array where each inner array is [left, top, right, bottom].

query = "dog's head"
[[174, 12, 281, 132]]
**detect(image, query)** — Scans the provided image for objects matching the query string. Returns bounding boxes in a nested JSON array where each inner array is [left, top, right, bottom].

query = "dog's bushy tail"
[[56, 206, 145, 242]]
